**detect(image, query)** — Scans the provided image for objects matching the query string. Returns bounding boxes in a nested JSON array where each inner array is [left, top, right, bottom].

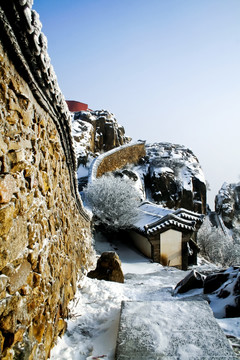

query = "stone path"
[[115, 300, 238, 360]]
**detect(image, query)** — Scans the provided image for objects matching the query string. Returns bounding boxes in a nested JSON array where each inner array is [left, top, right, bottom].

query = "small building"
[[129, 201, 203, 270], [66, 100, 88, 112]]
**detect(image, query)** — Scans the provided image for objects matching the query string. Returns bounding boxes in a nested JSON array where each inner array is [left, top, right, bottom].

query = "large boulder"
[[203, 271, 230, 294], [143, 143, 206, 213], [87, 252, 124, 283], [174, 270, 206, 295]]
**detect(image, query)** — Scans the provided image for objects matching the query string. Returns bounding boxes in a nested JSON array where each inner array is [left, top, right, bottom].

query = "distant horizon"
[[34, 0, 240, 209]]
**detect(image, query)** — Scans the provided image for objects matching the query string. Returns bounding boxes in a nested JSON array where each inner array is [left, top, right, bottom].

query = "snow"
[[216, 317, 240, 339], [50, 236, 240, 360], [153, 167, 174, 175], [71, 119, 93, 158], [77, 164, 89, 178]]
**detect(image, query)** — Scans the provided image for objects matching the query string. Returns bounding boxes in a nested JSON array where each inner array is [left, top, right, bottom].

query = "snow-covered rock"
[[72, 111, 206, 213], [215, 182, 240, 229], [72, 110, 131, 163], [174, 266, 240, 319], [205, 266, 240, 318], [87, 251, 124, 283], [71, 110, 131, 190], [121, 142, 206, 213], [145, 143, 206, 213]]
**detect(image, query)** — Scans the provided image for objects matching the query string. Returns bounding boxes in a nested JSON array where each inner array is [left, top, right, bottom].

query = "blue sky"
[[34, 0, 240, 208]]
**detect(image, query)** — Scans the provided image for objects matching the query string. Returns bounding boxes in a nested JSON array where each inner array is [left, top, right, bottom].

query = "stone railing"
[[0, 1, 92, 359], [89, 141, 146, 182]]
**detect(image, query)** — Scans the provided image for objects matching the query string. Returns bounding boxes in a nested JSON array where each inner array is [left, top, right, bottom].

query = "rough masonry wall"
[[90, 142, 146, 180], [0, 16, 92, 360]]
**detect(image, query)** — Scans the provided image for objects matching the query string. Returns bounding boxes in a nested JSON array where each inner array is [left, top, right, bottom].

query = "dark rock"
[[226, 296, 240, 318], [143, 143, 206, 214], [205, 267, 240, 318], [218, 289, 231, 299], [121, 169, 138, 182], [234, 274, 240, 294], [87, 251, 124, 283], [173, 270, 205, 295], [150, 170, 179, 208], [203, 272, 229, 294], [175, 267, 240, 318]]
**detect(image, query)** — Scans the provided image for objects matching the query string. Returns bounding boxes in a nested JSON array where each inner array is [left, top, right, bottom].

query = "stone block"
[[15, 149, 26, 163], [57, 318, 67, 335], [0, 203, 15, 237], [22, 109, 33, 126], [6, 111, 19, 125], [10, 161, 29, 173], [0, 217, 28, 270], [0, 174, 16, 204], [44, 322, 53, 358], [0, 275, 8, 293], [13, 327, 25, 345], [32, 314, 46, 343], [0, 311, 17, 332], [8, 139, 32, 151], [39, 170, 50, 194], [8, 260, 32, 294], [116, 301, 237, 360], [0, 134, 8, 154]]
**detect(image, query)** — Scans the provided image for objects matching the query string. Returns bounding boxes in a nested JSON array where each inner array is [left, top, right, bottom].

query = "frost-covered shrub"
[[84, 174, 141, 231], [197, 217, 240, 266]]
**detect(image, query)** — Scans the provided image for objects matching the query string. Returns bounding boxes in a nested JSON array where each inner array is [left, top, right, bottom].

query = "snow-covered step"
[[115, 300, 237, 360]]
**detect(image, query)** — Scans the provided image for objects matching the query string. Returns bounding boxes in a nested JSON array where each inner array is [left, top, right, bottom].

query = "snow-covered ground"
[[50, 236, 240, 360]]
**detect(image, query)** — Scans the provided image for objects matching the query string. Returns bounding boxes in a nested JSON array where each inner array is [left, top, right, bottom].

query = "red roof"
[[66, 100, 88, 112]]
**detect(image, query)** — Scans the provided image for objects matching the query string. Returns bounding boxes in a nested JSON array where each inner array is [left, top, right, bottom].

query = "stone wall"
[[89, 142, 146, 181], [0, 1, 92, 359]]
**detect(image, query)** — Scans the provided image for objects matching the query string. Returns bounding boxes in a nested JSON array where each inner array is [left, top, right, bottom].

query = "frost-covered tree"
[[84, 174, 142, 231], [197, 216, 240, 266]]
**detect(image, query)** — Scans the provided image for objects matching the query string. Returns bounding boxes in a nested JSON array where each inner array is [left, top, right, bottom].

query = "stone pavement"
[[115, 300, 238, 360]]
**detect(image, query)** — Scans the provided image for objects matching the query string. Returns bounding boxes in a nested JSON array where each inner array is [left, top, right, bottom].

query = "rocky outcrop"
[[215, 182, 240, 229], [0, 2, 92, 359], [72, 110, 132, 191], [133, 143, 206, 214], [106, 143, 206, 214], [73, 117, 207, 213], [144, 143, 206, 213], [72, 110, 131, 165], [204, 267, 240, 318], [174, 267, 240, 318], [87, 252, 124, 283]]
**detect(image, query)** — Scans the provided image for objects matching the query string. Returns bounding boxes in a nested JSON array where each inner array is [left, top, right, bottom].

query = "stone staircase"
[[115, 300, 238, 360]]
